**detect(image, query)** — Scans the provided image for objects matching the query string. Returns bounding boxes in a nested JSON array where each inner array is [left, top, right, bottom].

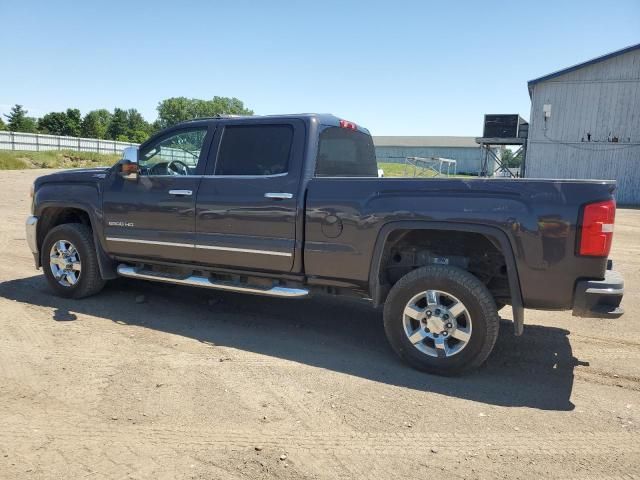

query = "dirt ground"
[[0, 169, 638, 480]]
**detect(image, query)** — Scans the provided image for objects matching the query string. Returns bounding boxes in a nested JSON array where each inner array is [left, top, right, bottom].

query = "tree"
[[20, 117, 39, 133], [38, 112, 69, 135], [129, 130, 150, 143], [107, 108, 130, 140], [0, 117, 6, 131], [38, 108, 82, 136], [1, 97, 253, 139], [156, 97, 190, 128], [81, 109, 112, 139], [105, 108, 153, 142], [64, 108, 82, 137], [4, 104, 38, 133], [156, 96, 253, 128], [126, 108, 152, 141], [500, 149, 523, 168]]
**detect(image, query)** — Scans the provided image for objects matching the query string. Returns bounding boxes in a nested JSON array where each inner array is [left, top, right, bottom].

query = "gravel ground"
[[0, 169, 638, 479]]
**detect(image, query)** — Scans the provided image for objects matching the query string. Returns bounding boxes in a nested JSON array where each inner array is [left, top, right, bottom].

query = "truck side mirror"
[[118, 147, 139, 181]]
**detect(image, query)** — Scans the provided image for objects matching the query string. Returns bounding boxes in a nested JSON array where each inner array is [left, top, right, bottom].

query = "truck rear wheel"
[[383, 265, 499, 375], [42, 223, 105, 299]]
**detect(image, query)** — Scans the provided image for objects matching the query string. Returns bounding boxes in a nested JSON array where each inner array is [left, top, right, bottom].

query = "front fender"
[[34, 183, 116, 279]]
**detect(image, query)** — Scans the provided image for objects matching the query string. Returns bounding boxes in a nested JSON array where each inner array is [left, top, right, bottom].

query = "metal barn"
[[526, 43, 640, 205], [374, 136, 494, 175]]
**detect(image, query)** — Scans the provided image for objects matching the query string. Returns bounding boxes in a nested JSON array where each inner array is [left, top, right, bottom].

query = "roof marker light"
[[339, 119, 357, 130]]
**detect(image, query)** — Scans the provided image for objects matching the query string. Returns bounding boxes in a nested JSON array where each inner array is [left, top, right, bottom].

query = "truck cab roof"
[[180, 113, 371, 135]]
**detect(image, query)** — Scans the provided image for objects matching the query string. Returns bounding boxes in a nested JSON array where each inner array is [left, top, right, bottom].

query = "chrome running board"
[[116, 264, 309, 298]]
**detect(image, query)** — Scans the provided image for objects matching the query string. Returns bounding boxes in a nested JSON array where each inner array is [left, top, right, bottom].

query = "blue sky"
[[1, 0, 638, 136]]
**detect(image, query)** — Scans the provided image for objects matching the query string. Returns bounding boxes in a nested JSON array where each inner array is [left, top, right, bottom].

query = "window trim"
[[205, 171, 290, 179], [209, 123, 295, 178], [137, 126, 212, 178]]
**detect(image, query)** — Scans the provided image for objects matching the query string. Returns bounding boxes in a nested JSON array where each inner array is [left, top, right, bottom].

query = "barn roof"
[[372, 136, 479, 148], [527, 42, 640, 95]]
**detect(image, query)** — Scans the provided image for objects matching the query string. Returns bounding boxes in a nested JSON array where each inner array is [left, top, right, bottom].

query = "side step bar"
[[116, 264, 309, 298]]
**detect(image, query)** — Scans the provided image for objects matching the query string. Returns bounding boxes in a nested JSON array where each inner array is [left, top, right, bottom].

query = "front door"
[[103, 126, 212, 263], [194, 120, 304, 272]]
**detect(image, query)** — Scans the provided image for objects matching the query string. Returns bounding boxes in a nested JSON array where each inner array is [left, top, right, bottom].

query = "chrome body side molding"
[[194, 244, 291, 256], [106, 237, 291, 257], [106, 237, 193, 248]]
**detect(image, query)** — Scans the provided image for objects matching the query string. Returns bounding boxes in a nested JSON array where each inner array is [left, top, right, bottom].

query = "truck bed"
[[304, 177, 617, 309]]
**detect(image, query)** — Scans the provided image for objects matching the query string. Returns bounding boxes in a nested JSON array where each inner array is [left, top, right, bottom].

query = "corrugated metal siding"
[[527, 48, 640, 204], [375, 146, 486, 174], [551, 47, 640, 82], [526, 144, 639, 204]]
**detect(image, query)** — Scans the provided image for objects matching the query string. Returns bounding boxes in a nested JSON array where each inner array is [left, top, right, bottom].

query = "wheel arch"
[[368, 221, 525, 335], [36, 202, 117, 279]]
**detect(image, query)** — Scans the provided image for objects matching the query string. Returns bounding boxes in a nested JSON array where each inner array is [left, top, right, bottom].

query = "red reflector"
[[339, 119, 357, 130], [579, 200, 615, 256]]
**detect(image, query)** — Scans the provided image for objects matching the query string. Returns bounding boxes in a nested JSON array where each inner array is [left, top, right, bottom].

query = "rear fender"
[[368, 221, 525, 335]]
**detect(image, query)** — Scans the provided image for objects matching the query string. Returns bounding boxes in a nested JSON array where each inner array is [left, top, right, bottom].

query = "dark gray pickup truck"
[[26, 114, 624, 374]]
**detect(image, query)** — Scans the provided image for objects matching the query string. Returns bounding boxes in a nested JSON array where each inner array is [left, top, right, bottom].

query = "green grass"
[[0, 150, 121, 170], [377, 162, 475, 178], [377, 162, 424, 177]]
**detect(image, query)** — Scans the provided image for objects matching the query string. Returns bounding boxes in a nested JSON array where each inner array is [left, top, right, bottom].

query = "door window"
[[214, 125, 293, 176], [139, 128, 208, 176]]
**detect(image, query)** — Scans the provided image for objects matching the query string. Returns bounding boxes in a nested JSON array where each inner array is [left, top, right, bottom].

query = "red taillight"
[[339, 119, 357, 130], [579, 199, 615, 256]]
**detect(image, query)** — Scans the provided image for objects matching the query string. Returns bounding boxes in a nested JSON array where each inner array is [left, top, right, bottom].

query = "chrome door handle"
[[168, 189, 193, 196], [264, 192, 293, 200]]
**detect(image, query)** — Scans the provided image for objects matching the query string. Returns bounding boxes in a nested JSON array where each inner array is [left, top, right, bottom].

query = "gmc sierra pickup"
[[26, 114, 624, 375]]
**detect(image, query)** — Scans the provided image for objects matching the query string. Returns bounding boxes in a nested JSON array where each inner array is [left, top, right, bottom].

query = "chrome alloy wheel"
[[402, 290, 472, 358], [49, 239, 82, 287]]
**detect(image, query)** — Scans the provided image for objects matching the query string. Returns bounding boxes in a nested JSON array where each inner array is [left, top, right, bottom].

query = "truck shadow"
[[0, 275, 585, 411]]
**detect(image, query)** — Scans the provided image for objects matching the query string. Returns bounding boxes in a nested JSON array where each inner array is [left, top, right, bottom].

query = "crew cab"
[[26, 114, 624, 375]]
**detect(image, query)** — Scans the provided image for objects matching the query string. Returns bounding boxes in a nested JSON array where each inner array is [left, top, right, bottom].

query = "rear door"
[[194, 119, 305, 272], [102, 125, 212, 263]]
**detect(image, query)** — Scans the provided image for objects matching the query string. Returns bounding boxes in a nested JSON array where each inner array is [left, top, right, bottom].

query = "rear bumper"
[[573, 269, 624, 318], [26, 215, 40, 268]]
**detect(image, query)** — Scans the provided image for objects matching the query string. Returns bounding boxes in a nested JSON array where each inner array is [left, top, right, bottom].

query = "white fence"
[[0, 131, 138, 154], [155, 146, 201, 165]]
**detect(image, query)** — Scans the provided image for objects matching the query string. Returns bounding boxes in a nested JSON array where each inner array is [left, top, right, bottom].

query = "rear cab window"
[[315, 126, 378, 177]]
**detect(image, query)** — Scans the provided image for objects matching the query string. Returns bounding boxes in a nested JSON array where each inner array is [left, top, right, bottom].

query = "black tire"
[[41, 223, 105, 299], [383, 265, 499, 376]]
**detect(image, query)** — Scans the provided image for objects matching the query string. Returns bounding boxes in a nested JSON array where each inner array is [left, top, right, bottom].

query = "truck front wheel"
[[383, 265, 499, 375], [42, 223, 105, 299]]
